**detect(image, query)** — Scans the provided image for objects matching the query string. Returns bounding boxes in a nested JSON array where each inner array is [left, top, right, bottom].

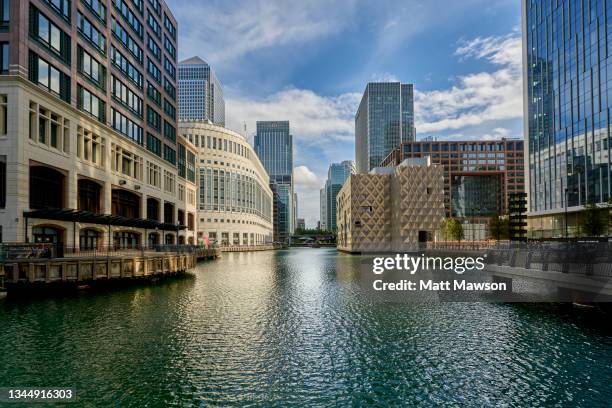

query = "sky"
[[167, 0, 523, 228]]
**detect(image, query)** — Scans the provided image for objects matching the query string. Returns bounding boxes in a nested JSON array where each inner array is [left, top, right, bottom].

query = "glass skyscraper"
[[254, 121, 294, 242], [325, 161, 356, 231], [355, 82, 415, 173], [178, 56, 225, 125], [523, 0, 612, 237]]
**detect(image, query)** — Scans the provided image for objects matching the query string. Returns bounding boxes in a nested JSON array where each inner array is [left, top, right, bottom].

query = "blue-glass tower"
[[178, 56, 225, 126], [523, 0, 612, 236], [254, 121, 294, 242], [325, 160, 355, 231]]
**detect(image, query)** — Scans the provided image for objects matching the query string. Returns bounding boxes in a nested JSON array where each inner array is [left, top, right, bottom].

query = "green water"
[[0, 248, 611, 406]]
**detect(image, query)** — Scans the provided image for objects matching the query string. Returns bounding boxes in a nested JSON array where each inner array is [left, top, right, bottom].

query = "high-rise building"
[[324, 160, 355, 231], [355, 82, 415, 174], [523, 0, 612, 238], [320, 188, 328, 231], [254, 121, 294, 243], [297, 218, 305, 230], [381, 139, 525, 240], [0, 0, 197, 247], [178, 56, 225, 125]]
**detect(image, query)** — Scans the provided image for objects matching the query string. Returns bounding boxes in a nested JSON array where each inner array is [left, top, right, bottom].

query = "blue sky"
[[167, 0, 523, 227]]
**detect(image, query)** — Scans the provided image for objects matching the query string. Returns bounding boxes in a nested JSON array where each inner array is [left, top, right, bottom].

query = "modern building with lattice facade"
[[336, 157, 445, 253]]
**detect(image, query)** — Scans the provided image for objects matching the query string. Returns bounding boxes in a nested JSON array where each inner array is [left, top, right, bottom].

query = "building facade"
[[523, 0, 612, 238], [178, 56, 225, 126], [324, 160, 355, 231], [336, 158, 445, 253], [254, 120, 294, 243], [355, 82, 415, 174], [180, 121, 273, 246], [382, 139, 525, 240], [296, 218, 305, 230], [0, 0, 198, 248], [319, 187, 327, 231]]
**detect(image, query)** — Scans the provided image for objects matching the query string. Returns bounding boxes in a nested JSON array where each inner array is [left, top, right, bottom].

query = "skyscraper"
[[355, 82, 415, 173], [325, 160, 356, 231], [522, 0, 610, 238], [320, 188, 328, 231], [254, 121, 294, 243], [178, 57, 225, 125]]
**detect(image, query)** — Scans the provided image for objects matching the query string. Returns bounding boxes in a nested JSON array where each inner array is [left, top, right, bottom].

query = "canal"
[[0, 248, 611, 406]]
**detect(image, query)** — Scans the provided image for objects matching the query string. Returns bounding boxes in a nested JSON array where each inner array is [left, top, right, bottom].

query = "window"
[[187, 151, 196, 183], [110, 46, 143, 88], [147, 81, 161, 105], [0, 42, 8, 73], [112, 0, 144, 38], [147, 11, 161, 38], [111, 143, 143, 180], [111, 17, 143, 62], [31, 7, 71, 63], [178, 143, 186, 178], [78, 46, 105, 89], [163, 120, 175, 142], [146, 132, 161, 156], [28, 101, 70, 152], [78, 85, 106, 122], [147, 58, 161, 83], [82, 0, 106, 23], [164, 13, 176, 39], [163, 77, 175, 99], [163, 144, 176, 165], [77, 13, 106, 55], [132, 0, 144, 14], [147, 105, 161, 131], [163, 35, 175, 58], [149, 0, 161, 16], [147, 161, 161, 187], [112, 76, 142, 116], [77, 126, 105, 166], [30, 53, 63, 96], [163, 169, 175, 193], [147, 35, 161, 60], [0, 156, 5, 208], [163, 98, 176, 119], [163, 57, 175, 79], [111, 108, 143, 144], [0, 0, 7, 27], [42, 0, 70, 21]]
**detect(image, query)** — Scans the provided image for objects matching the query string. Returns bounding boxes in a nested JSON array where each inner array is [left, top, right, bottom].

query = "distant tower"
[[178, 57, 225, 126]]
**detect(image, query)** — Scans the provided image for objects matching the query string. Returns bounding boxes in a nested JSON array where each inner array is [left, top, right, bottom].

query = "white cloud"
[[226, 88, 361, 143], [294, 166, 322, 190], [415, 34, 523, 135], [172, 0, 357, 66]]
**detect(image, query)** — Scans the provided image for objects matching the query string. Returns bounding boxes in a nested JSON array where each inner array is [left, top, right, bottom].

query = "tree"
[[441, 218, 464, 242], [578, 202, 606, 237], [488, 214, 510, 241]]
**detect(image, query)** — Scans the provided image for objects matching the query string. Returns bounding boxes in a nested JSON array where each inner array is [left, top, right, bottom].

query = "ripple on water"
[[0, 248, 611, 406]]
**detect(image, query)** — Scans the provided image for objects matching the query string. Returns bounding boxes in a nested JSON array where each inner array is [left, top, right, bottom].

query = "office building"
[[254, 121, 294, 243], [355, 82, 415, 174], [320, 188, 327, 231], [178, 56, 225, 126], [523, 0, 612, 238], [296, 218, 305, 231], [324, 160, 355, 231], [0, 0, 198, 248], [336, 157, 445, 253], [382, 139, 525, 240], [180, 121, 273, 246]]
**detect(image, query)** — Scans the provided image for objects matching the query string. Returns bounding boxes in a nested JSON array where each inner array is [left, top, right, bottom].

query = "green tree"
[[579, 202, 606, 237], [441, 218, 464, 242]]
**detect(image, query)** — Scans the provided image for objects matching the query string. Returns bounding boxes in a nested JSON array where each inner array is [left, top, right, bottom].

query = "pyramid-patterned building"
[[337, 157, 444, 253]]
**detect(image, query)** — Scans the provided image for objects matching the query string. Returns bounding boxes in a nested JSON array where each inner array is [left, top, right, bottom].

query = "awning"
[[23, 208, 186, 231]]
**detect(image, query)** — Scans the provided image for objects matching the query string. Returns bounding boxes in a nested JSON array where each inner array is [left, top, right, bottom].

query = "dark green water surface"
[[0, 248, 611, 406]]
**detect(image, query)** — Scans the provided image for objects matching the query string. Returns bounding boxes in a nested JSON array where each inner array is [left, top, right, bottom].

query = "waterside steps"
[[0, 244, 220, 294]]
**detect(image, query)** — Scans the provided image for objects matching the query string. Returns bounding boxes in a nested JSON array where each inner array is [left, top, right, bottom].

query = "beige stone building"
[[336, 157, 445, 253], [180, 121, 273, 247]]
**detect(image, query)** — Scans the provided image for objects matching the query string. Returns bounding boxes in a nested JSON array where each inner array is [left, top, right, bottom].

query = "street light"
[[564, 187, 569, 240]]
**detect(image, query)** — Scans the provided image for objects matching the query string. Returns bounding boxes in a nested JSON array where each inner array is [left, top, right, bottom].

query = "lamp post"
[[564, 187, 569, 241]]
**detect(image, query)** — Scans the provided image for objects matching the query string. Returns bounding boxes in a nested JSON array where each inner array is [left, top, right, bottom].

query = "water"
[[0, 248, 611, 406]]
